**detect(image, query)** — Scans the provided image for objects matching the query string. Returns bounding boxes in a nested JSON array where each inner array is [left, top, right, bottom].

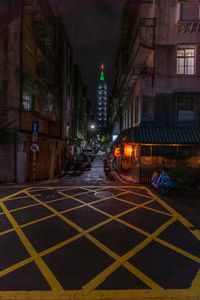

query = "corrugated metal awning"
[[115, 127, 200, 145]]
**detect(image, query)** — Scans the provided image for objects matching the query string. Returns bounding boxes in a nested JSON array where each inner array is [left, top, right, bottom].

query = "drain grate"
[[94, 191, 113, 198]]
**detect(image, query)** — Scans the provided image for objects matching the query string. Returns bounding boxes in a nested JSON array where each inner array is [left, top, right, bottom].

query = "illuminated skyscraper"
[[97, 64, 107, 131]]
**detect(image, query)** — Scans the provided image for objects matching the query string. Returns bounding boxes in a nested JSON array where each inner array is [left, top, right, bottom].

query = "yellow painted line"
[[3, 193, 41, 202], [0, 290, 199, 300], [28, 187, 200, 269], [0, 201, 63, 291], [191, 269, 200, 293], [139, 205, 172, 217], [58, 192, 116, 218], [0, 202, 85, 236], [40, 210, 117, 258], [0, 187, 31, 202], [116, 216, 200, 263], [60, 191, 173, 244], [178, 216, 200, 241], [0, 214, 113, 280], [3, 197, 66, 216], [124, 261, 164, 292], [25, 190, 163, 290], [59, 191, 154, 221], [62, 189, 156, 222], [82, 261, 122, 291], [7, 195, 70, 214], [8, 202, 41, 213], [144, 187, 181, 218], [58, 189, 92, 198], [146, 187, 200, 240], [120, 189, 153, 200], [82, 218, 177, 291], [85, 236, 161, 290], [28, 187, 54, 192], [115, 195, 172, 217], [0, 228, 14, 236], [0, 257, 33, 278], [40, 233, 83, 257], [20, 201, 84, 229], [83, 236, 162, 291], [1, 187, 197, 295], [20, 214, 56, 229], [58, 192, 153, 227], [155, 237, 200, 264], [25, 191, 86, 233]]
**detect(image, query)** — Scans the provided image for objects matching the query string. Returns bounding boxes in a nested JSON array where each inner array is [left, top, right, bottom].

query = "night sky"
[[51, 0, 125, 110]]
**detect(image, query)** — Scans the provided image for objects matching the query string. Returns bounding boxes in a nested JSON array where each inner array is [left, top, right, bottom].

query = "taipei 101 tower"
[[97, 64, 107, 133]]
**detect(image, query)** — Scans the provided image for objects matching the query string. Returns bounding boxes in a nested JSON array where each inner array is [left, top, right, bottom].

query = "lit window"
[[177, 48, 195, 75]]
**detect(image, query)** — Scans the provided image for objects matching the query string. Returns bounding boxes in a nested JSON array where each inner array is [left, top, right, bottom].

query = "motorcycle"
[[151, 169, 177, 195], [104, 159, 111, 176]]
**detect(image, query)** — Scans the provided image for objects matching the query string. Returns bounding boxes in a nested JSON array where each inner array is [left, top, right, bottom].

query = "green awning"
[[114, 127, 200, 145]]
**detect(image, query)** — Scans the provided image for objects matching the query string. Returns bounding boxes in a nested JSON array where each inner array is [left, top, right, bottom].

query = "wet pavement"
[[53, 151, 121, 186], [0, 152, 200, 300]]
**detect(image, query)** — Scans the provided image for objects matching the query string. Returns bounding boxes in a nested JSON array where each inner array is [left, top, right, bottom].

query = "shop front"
[[113, 127, 200, 184]]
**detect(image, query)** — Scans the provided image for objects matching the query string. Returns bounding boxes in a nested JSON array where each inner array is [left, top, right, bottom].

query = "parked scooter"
[[104, 159, 111, 176], [151, 169, 177, 195]]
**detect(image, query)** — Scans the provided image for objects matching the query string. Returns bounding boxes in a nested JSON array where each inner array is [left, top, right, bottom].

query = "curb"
[[112, 171, 142, 185]]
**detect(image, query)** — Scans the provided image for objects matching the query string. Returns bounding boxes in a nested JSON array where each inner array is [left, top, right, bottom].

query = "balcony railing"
[[140, 18, 156, 48], [25, 0, 57, 59], [177, 20, 200, 33], [121, 67, 155, 103]]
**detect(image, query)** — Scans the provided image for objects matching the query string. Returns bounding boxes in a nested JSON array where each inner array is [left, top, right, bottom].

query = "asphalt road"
[[0, 152, 199, 300]]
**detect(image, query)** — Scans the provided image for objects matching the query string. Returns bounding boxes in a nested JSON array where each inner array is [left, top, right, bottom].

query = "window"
[[23, 77, 34, 111], [175, 2, 200, 23], [177, 48, 195, 75], [176, 95, 195, 122]]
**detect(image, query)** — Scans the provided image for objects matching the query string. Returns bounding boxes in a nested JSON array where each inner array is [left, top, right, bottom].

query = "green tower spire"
[[99, 64, 105, 81]]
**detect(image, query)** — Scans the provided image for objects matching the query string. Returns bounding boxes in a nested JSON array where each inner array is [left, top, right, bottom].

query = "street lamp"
[[87, 124, 96, 146]]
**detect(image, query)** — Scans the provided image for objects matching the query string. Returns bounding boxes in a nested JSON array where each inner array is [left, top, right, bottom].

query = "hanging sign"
[[124, 144, 133, 157], [114, 147, 121, 157]]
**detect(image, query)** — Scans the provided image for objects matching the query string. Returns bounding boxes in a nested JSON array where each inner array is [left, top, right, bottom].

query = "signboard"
[[114, 147, 121, 157], [32, 121, 39, 133], [112, 135, 118, 142], [31, 143, 39, 153], [124, 144, 133, 157]]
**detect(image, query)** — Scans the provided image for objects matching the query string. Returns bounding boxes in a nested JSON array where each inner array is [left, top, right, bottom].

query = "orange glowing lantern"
[[114, 147, 121, 157], [124, 144, 133, 157]]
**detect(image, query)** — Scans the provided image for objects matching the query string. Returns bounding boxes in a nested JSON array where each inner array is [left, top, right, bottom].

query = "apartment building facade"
[[72, 65, 90, 153], [110, 0, 200, 182], [0, 0, 74, 182]]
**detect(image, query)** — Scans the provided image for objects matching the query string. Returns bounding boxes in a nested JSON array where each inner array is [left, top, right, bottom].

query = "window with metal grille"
[[22, 77, 34, 111], [176, 95, 195, 122]]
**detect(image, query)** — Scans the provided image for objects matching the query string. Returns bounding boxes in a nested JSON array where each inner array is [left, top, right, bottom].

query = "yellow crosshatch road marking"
[[115, 195, 172, 217], [0, 185, 199, 300], [0, 201, 63, 291], [3, 193, 41, 202]]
